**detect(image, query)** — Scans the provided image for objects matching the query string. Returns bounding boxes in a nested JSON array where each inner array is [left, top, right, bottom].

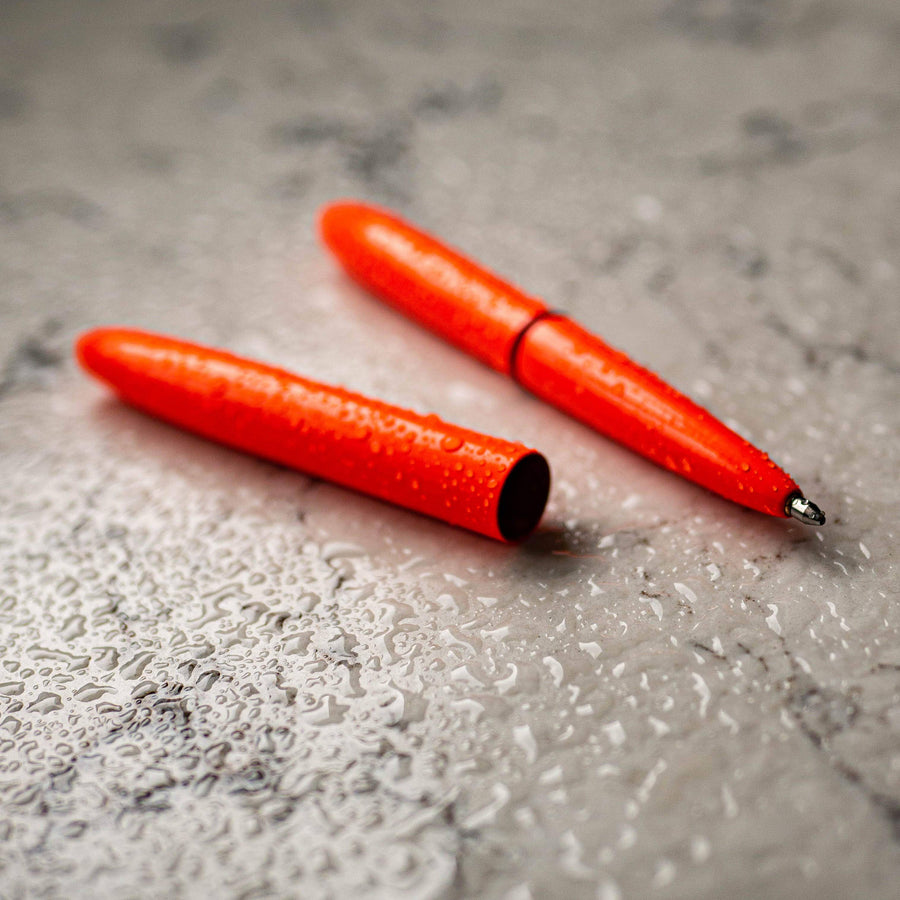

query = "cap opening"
[[496, 452, 551, 542]]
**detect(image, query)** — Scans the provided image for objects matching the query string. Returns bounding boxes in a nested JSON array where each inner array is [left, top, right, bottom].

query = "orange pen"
[[320, 201, 825, 526], [76, 328, 550, 542]]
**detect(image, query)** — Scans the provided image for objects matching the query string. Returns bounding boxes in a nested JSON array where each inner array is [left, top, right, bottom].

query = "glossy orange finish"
[[320, 201, 800, 518], [76, 329, 549, 542], [319, 201, 548, 374], [516, 317, 798, 517]]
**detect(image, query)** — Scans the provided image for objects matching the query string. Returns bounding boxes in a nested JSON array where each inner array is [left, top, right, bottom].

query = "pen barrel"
[[515, 317, 799, 517], [77, 329, 550, 542], [320, 201, 807, 520], [320, 202, 548, 374]]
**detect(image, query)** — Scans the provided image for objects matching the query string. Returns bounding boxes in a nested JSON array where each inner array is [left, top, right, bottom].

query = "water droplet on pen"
[[441, 435, 463, 452]]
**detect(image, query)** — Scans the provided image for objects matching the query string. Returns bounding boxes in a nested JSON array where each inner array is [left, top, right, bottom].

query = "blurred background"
[[4, 0, 898, 398]]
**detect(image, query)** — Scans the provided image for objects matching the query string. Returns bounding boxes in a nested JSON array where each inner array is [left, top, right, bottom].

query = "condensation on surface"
[[1, 383, 899, 899], [2, 1, 900, 898]]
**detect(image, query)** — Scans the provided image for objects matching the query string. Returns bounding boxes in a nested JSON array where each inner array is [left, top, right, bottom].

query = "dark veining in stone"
[[411, 78, 502, 119], [832, 760, 900, 841], [663, 0, 838, 46], [0, 194, 21, 223], [150, 21, 216, 64], [0, 320, 65, 398], [702, 94, 900, 174], [802, 240, 862, 286], [271, 116, 348, 146], [0, 187, 106, 228], [269, 76, 503, 200], [690, 639, 728, 662], [132, 144, 178, 174], [742, 109, 808, 161], [199, 77, 242, 113], [663, 0, 777, 45], [270, 77, 500, 200], [0, 84, 28, 119], [269, 170, 312, 201], [785, 671, 900, 842], [787, 674, 861, 744], [801, 90, 900, 150], [764, 312, 900, 375], [344, 118, 413, 199], [701, 112, 808, 173], [715, 630, 900, 842], [291, 0, 337, 29], [743, 110, 791, 137], [49, 191, 106, 227], [646, 263, 676, 294], [726, 236, 769, 279], [579, 234, 642, 275], [374, 9, 450, 51]]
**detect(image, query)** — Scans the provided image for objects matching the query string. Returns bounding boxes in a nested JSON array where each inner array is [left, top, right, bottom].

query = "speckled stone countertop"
[[2, 2, 899, 898]]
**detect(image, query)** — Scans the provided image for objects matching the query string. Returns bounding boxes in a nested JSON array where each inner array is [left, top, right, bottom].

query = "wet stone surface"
[[1, 1, 899, 898]]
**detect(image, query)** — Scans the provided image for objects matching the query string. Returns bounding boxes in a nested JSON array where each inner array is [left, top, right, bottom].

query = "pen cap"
[[77, 329, 550, 542], [319, 201, 549, 375]]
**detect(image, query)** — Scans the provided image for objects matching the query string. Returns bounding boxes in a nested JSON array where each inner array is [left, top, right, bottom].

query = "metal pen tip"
[[786, 494, 826, 526]]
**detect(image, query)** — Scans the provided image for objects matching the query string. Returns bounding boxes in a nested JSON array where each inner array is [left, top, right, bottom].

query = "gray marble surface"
[[2, 1, 899, 897]]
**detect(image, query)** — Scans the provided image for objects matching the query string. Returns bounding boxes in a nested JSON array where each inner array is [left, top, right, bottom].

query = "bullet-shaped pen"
[[319, 201, 825, 526], [76, 328, 550, 542]]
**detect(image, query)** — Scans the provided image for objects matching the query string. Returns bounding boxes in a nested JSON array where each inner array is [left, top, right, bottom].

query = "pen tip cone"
[[786, 494, 826, 526]]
